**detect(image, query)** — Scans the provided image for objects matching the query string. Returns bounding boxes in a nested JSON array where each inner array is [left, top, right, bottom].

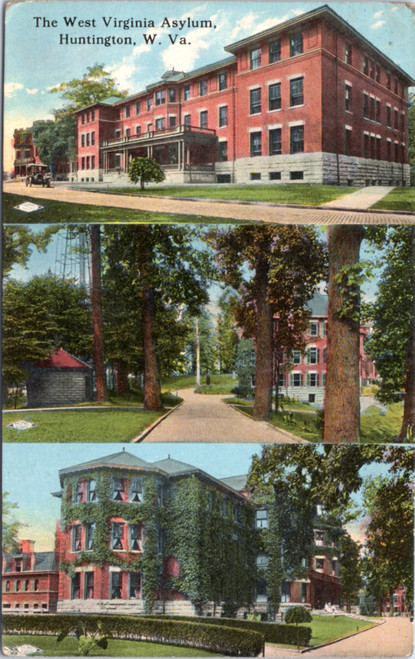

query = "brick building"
[[26, 348, 93, 408], [11, 129, 44, 178], [74, 5, 412, 186], [2, 539, 59, 614], [2, 449, 341, 618], [237, 291, 377, 406]]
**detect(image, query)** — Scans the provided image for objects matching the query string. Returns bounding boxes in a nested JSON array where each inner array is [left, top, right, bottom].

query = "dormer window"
[[129, 478, 143, 503], [112, 478, 123, 501]]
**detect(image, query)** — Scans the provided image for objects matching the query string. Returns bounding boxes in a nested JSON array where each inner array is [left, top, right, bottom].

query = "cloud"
[[4, 82, 24, 98], [47, 84, 61, 91], [373, 10, 383, 18], [371, 19, 386, 29], [26, 88, 38, 95], [108, 43, 154, 90]]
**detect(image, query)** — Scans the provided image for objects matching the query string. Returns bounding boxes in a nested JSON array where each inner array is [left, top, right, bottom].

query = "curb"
[[229, 404, 309, 443], [130, 403, 183, 442], [299, 618, 384, 653]]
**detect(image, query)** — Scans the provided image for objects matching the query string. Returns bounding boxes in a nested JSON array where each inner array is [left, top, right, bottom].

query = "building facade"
[[2, 540, 59, 614], [73, 6, 412, 186], [1, 450, 343, 618], [11, 129, 44, 178], [237, 292, 377, 406]]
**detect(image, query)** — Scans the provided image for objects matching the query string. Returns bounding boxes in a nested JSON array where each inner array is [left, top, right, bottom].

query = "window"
[[157, 484, 165, 506], [111, 522, 124, 550], [33, 579, 39, 591], [87, 480, 97, 502], [184, 114, 191, 126], [345, 84, 352, 112], [315, 558, 324, 571], [269, 171, 281, 180], [401, 112, 405, 132], [290, 78, 303, 106], [362, 55, 369, 75], [387, 140, 391, 161], [250, 88, 261, 114], [269, 128, 282, 155], [332, 560, 338, 577], [256, 553, 269, 568], [250, 132, 262, 157], [344, 43, 352, 65], [290, 125, 304, 154], [81, 114, 85, 124], [155, 90, 166, 105], [85, 523, 95, 550], [135, 101, 140, 114], [269, 83, 281, 111], [394, 78, 398, 94], [71, 573, 81, 599], [86, 156, 90, 170], [219, 106, 228, 127], [218, 73, 227, 90], [376, 100, 381, 123], [112, 478, 123, 501], [290, 32, 303, 57], [125, 128, 130, 137], [200, 111, 208, 128], [386, 106, 391, 127], [199, 80, 207, 96], [281, 582, 291, 602], [256, 576, 268, 601], [308, 347, 319, 364], [292, 350, 301, 364], [15, 580, 20, 592], [255, 509, 268, 529], [301, 583, 307, 602], [251, 172, 261, 180], [394, 109, 399, 129], [234, 503, 243, 524], [291, 373, 302, 386], [84, 572, 94, 599], [81, 134, 85, 147], [250, 47, 261, 69], [147, 97, 152, 111], [129, 524, 141, 551], [363, 133, 369, 157], [269, 39, 281, 63], [136, 125, 141, 135], [369, 60, 375, 79], [169, 115, 177, 128], [72, 525, 82, 551], [308, 373, 318, 387], [91, 132, 95, 146], [218, 141, 228, 162], [376, 65, 380, 82], [15, 559, 22, 572], [387, 73, 391, 90], [115, 129, 121, 139], [125, 105, 130, 117], [345, 128, 352, 155], [110, 572, 122, 599], [184, 85, 190, 101], [155, 117, 165, 131], [24, 580, 29, 592], [309, 322, 319, 336], [129, 573, 140, 598]]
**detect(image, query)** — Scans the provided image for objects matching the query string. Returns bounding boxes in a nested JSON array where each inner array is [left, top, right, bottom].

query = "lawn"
[[96, 184, 357, 206], [161, 374, 235, 392], [371, 186, 415, 212], [2, 635, 221, 657], [195, 384, 236, 395], [2, 193, 241, 224], [306, 615, 377, 646], [2, 409, 165, 442]]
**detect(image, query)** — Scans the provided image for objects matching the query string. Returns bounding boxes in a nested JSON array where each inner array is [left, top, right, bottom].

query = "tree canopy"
[[49, 63, 127, 113], [2, 492, 23, 554]]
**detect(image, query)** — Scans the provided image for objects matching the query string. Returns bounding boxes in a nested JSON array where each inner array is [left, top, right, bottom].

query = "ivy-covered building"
[[50, 450, 342, 618]]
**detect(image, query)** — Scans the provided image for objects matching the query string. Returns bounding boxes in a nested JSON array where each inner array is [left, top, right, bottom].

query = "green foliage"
[[2, 492, 23, 553], [128, 158, 166, 189], [31, 116, 75, 175], [49, 63, 127, 113], [339, 533, 362, 611], [2, 615, 264, 657], [2, 226, 56, 277], [57, 619, 108, 656], [408, 93, 415, 186], [334, 261, 374, 323], [284, 606, 313, 625], [216, 290, 239, 374]]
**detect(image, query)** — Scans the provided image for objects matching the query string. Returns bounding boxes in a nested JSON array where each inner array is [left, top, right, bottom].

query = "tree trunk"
[[324, 227, 364, 442], [115, 361, 128, 395], [89, 225, 107, 401], [253, 255, 273, 420], [142, 285, 163, 411], [398, 226, 415, 441], [195, 318, 201, 387]]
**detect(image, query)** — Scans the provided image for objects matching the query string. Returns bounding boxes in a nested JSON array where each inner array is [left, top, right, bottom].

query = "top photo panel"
[[3, 0, 415, 225]]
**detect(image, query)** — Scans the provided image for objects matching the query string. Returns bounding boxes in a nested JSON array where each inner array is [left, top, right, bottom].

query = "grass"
[[161, 374, 235, 392], [2, 409, 166, 442], [2, 635, 221, 656], [97, 184, 358, 206], [2, 193, 244, 225], [371, 187, 415, 212], [360, 402, 404, 443], [195, 384, 235, 395], [306, 615, 377, 646], [3, 390, 180, 411]]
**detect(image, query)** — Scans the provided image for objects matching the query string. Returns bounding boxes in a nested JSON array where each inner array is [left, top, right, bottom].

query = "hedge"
[[145, 614, 312, 647], [2, 614, 264, 657]]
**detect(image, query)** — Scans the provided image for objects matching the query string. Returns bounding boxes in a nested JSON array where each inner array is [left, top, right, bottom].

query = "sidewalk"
[[322, 186, 395, 210]]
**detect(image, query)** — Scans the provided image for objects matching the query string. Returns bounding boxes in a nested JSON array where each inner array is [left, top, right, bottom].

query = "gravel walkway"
[[5, 182, 414, 224]]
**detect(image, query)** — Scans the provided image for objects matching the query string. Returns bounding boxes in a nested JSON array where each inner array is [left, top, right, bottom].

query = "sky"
[[3, 442, 389, 551], [4, 0, 415, 171]]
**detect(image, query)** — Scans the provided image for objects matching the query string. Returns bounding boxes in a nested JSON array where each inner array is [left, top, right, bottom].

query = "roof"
[[33, 348, 91, 370], [33, 552, 58, 571], [225, 4, 414, 85], [59, 450, 156, 483], [220, 475, 248, 491], [151, 457, 199, 475], [307, 291, 328, 317]]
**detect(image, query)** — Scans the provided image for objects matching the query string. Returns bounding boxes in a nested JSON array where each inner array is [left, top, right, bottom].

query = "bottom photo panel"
[[2, 443, 414, 658]]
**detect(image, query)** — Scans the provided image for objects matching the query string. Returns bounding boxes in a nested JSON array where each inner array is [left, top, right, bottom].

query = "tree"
[[339, 533, 362, 612], [184, 308, 218, 376], [324, 226, 365, 442], [210, 226, 326, 420], [2, 226, 55, 277], [408, 92, 415, 186], [284, 606, 313, 650], [49, 63, 127, 113], [31, 115, 75, 176], [216, 290, 239, 374], [128, 157, 166, 189], [365, 226, 415, 441], [57, 620, 108, 656], [2, 492, 23, 554], [89, 225, 107, 401]]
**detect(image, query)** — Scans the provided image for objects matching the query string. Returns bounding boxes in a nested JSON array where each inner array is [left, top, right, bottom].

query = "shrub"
[[2, 614, 263, 657]]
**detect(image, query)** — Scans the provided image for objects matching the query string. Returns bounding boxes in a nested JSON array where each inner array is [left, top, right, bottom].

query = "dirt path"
[[5, 182, 414, 224], [264, 617, 413, 658], [136, 388, 306, 443]]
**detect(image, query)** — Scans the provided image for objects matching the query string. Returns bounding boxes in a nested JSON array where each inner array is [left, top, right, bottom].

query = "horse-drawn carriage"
[[25, 164, 52, 187]]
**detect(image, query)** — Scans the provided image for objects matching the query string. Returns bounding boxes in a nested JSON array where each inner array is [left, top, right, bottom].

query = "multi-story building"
[[11, 129, 44, 178], [73, 5, 413, 186], [2, 539, 59, 614], [1, 450, 343, 618], [237, 291, 377, 406]]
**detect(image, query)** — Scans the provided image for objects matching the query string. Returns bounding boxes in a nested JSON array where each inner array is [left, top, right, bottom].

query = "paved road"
[[322, 186, 394, 210], [4, 182, 414, 224], [264, 617, 413, 658], [137, 388, 307, 443]]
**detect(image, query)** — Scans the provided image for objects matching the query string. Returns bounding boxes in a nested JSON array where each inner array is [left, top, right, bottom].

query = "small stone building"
[[26, 348, 93, 408]]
